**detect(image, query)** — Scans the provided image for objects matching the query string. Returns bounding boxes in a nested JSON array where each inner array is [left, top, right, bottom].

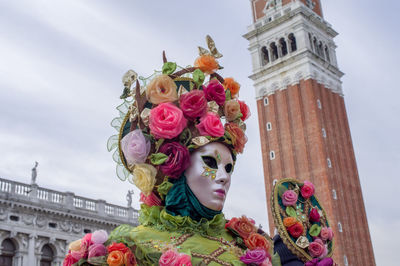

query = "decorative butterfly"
[[198, 35, 223, 59]]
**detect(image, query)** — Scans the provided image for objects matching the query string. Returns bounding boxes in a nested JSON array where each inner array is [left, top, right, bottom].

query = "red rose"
[[159, 142, 190, 178], [107, 242, 129, 254], [203, 79, 226, 106], [244, 233, 271, 251], [124, 250, 137, 266], [287, 222, 304, 238], [309, 208, 320, 223], [301, 181, 315, 199], [179, 90, 208, 120], [238, 100, 251, 121]]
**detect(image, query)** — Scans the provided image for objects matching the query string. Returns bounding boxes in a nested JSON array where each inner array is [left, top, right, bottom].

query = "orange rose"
[[225, 216, 257, 239], [283, 217, 297, 228], [194, 55, 219, 74], [107, 250, 124, 266], [225, 123, 247, 153], [244, 233, 271, 251], [146, 74, 178, 104], [224, 100, 241, 121], [223, 77, 240, 96]]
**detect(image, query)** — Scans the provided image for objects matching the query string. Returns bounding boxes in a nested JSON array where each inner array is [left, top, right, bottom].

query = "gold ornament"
[[178, 85, 189, 97], [207, 101, 219, 113], [140, 108, 151, 126], [295, 236, 309, 249], [192, 136, 210, 146]]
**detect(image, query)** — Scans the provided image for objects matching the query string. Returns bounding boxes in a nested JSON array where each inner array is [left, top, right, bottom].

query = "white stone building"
[[0, 177, 139, 266]]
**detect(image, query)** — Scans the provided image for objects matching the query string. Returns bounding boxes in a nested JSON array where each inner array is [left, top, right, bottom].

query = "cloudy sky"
[[0, 0, 398, 265]]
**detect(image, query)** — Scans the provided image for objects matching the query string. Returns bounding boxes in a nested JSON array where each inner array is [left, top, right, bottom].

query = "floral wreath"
[[271, 178, 335, 264], [107, 35, 251, 203]]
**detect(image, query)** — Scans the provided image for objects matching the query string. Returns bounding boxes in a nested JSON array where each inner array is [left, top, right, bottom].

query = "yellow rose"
[[146, 74, 178, 104], [133, 163, 157, 196], [68, 239, 81, 251], [224, 99, 241, 121]]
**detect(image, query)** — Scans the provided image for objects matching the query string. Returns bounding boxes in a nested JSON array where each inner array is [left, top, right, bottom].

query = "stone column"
[[28, 234, 36, 266], [65, 192, 75, 210], [96, 200, 106, 216]]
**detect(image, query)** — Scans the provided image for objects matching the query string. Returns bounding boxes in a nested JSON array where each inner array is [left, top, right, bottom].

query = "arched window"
[[313, 37, 318, 54], [0, 239, 16, 266], [318, 41, 324, 57], [279, 38, 288, 56], [261, 46, 269, 65], [40, 244, 54, 266], [270, 42, 278, 61], [288, 33, 297, 52], [324, 45, 331, 62]]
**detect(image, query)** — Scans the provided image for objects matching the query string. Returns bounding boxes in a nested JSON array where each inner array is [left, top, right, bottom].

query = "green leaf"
[[162, 62, 177, 75], [225, 89, 232, 101], [286, 207, 297, 218], [155, 138, 165, 152], [277, 184, 288, 197], [309, 224, 321, 237], [157, 180, 173, 199], [193, 69, 205, 86], [150, 153, 168, 165]]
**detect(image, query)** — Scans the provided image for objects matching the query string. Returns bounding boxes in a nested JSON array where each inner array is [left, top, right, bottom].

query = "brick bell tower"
[[244, 1, 375, 265]]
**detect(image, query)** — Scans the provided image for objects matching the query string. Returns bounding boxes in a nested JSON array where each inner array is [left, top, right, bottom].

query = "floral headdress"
[[107, 36, 250, 202], [271, 178, 335, 264]]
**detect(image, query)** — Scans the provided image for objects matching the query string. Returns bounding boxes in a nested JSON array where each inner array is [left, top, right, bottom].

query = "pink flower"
[[238, 100, 251, 121], [308, 239, 327, 258], [63, 251, 79, 266], [196, 112, 224, 137], [91, 230, 108, 245], [149, 102, 187, 139], [159, 142, 190, 178], [301, 181, 315, 199], [121, 129, 151, 166], [140, 192, 162, 206], [203, 79, 226, 106], [179, 90, 208, 120], [320, 227, 334, 241], [159, 249, 179, 266], [88, 243, 107, 258], [175, 254, 192, 266], [261, 258, 273, 266], [281, 190, 298, 206], [309, 208, 320, 222], [240, 248, 270, 265], [82, 233, 93, 246]]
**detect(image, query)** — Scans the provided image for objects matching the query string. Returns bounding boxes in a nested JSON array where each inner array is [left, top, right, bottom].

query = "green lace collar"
[[138, 204, 227, 237]]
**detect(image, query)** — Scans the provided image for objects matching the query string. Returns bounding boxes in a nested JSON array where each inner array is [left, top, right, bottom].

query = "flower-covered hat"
[[107, 36, 250, 201], [271, 178, 334, 263]]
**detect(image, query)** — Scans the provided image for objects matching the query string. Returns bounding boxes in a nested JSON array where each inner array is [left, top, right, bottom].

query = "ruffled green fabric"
[[139, 204, 226, 236], [165, 175, 221, 221]]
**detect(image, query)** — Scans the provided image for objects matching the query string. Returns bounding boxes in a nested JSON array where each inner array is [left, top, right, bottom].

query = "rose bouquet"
[[63, 230, 137, 266]]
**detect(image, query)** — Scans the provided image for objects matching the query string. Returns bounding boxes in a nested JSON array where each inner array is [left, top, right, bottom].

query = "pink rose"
[[121, 129, 151, 166], [308, 239, 327, 258], [301, 181, 315, 199], [159, 249, 179, 266], [261, 258, 273, 266], [309, 208, 320, 222], [88, 243, 107, 258], [179, 90, 208, 120], [281, 190, 298, 206], [175, 254, 192, 266], [149, 102, 187, 139], [159, 142, 190, 178], [140, 192, 162, 206], [196, 112, 224, 137], [91, 230, 108, 245], [63, 251, 79, 266], [320, 227, 334, 241], [318, 258, 334, 266], [240, 248, 270, 265], [203, 79, 226, 106]]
